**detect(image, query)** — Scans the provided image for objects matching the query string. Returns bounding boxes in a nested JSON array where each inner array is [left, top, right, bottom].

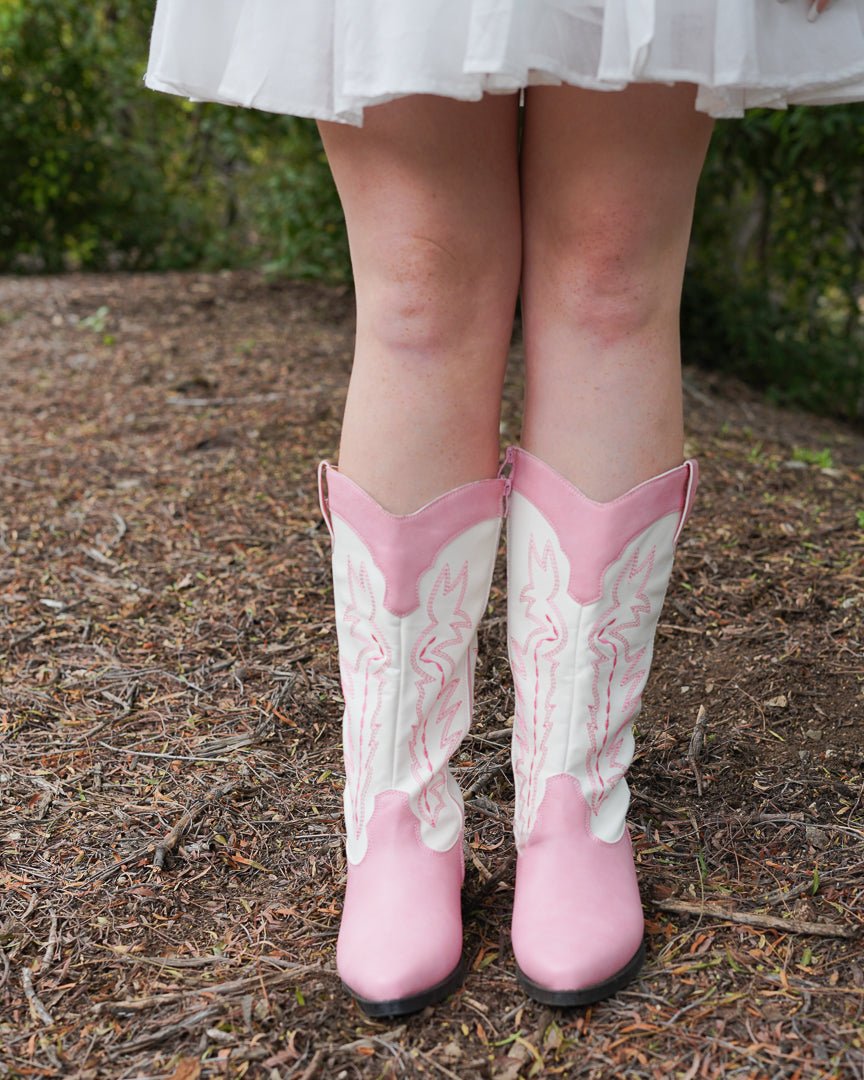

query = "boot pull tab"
[[318, 460, 335, 543], [673, 459, 700, 545], [498, 446, 517, 517]]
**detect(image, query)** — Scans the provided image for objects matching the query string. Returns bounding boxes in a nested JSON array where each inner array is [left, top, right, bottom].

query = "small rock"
[[804, 826, 829, 850], [804, 728, 824, 742]]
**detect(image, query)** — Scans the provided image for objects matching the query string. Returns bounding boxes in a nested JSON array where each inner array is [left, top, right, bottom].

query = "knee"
[[534, 205, 680, 343], [357, 232, 519, 357]]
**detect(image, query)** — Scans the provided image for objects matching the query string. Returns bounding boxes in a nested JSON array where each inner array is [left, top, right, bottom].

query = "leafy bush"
[[0, 0, 191, 269], [0, 0, 344, 273], [684, 107, 864, 420]]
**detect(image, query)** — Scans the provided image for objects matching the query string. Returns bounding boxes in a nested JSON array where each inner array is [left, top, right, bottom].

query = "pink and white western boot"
[[505, 447, 698, 1005], [319, 463, 506, 1017]]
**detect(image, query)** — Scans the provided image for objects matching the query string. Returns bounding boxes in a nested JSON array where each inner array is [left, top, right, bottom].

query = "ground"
[[1, 271, 862, 1079]]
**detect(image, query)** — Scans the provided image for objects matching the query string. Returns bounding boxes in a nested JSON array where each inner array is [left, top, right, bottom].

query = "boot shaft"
[[505, 448, 698, 847], [320, 463, 507, 862]]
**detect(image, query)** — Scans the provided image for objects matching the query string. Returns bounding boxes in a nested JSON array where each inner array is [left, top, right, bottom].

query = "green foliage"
[[249, 119, 349, 282], [791, 446, 834, 468], [0, 0, 193, 269], [0, 0, 346, 273], [684, 106, 864, 421]]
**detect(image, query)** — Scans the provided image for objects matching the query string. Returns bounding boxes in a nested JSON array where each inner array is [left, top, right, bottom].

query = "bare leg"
[[507, 85, 714, 1007], [519, 83, 714, 500], [319, 93, 521, 1017], [318, 93, 521, 513]]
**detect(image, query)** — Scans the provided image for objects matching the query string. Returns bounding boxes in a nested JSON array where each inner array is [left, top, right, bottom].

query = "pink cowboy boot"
[[504, 447, 698, 1005], [319, 463, 506, 1016]]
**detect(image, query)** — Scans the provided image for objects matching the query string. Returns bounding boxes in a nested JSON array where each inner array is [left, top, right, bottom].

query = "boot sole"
[[516, 939, 646, 1007], [344, 959, 465, 1018]]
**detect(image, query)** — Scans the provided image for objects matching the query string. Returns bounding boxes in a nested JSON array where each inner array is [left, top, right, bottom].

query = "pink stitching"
[[342, 555, 390, 844], [510, 536, 568, 843], [509, 450, 691, 605], [585, 544, 656, 816], [408, 561, 473, 828], [326, 471, 504, 618]]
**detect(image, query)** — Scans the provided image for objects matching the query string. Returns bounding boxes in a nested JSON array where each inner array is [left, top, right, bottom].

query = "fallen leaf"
[[167, 1058, 201, 1080]]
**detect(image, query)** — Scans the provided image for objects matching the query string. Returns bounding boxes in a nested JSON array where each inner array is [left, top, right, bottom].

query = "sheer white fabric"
[[144, 0, 864, 122]]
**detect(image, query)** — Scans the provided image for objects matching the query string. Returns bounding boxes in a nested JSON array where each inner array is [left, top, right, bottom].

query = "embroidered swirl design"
[[509, 537, 568, 845], [341, 555, 390, 845], [585, 545, 656, 815], [408, 562, 473, 827]]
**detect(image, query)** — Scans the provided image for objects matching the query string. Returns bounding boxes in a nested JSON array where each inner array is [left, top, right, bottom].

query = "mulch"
[[1, 270, 862, 1079]]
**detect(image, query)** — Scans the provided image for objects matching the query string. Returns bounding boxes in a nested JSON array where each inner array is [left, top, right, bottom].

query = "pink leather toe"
[[337, 791, 464, 1004], [511, 774, 644, 993]]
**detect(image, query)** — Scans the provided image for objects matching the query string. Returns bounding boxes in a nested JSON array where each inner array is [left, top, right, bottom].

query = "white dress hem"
[[144, 0, 864, 125]]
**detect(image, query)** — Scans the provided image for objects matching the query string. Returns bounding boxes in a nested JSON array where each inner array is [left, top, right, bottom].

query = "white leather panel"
[[333, 515, 501, 863], [508, 492, 679, 846]]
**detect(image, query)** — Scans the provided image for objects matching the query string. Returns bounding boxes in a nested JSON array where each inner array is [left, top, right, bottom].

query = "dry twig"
[[20, 967, 53, 1026], [90, 778, 245, 880], [41, 910, 59, 970], [298, 1048, 326, 1080], [654, 898, 860, 939], [686, 703, 709, 796]]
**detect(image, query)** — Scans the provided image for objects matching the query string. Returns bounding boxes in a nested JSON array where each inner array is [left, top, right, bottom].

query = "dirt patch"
[[1, 271, 862, 1078]]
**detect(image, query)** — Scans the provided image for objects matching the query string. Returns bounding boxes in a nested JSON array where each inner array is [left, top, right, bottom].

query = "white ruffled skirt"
[[144, 0, 864, 123]]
